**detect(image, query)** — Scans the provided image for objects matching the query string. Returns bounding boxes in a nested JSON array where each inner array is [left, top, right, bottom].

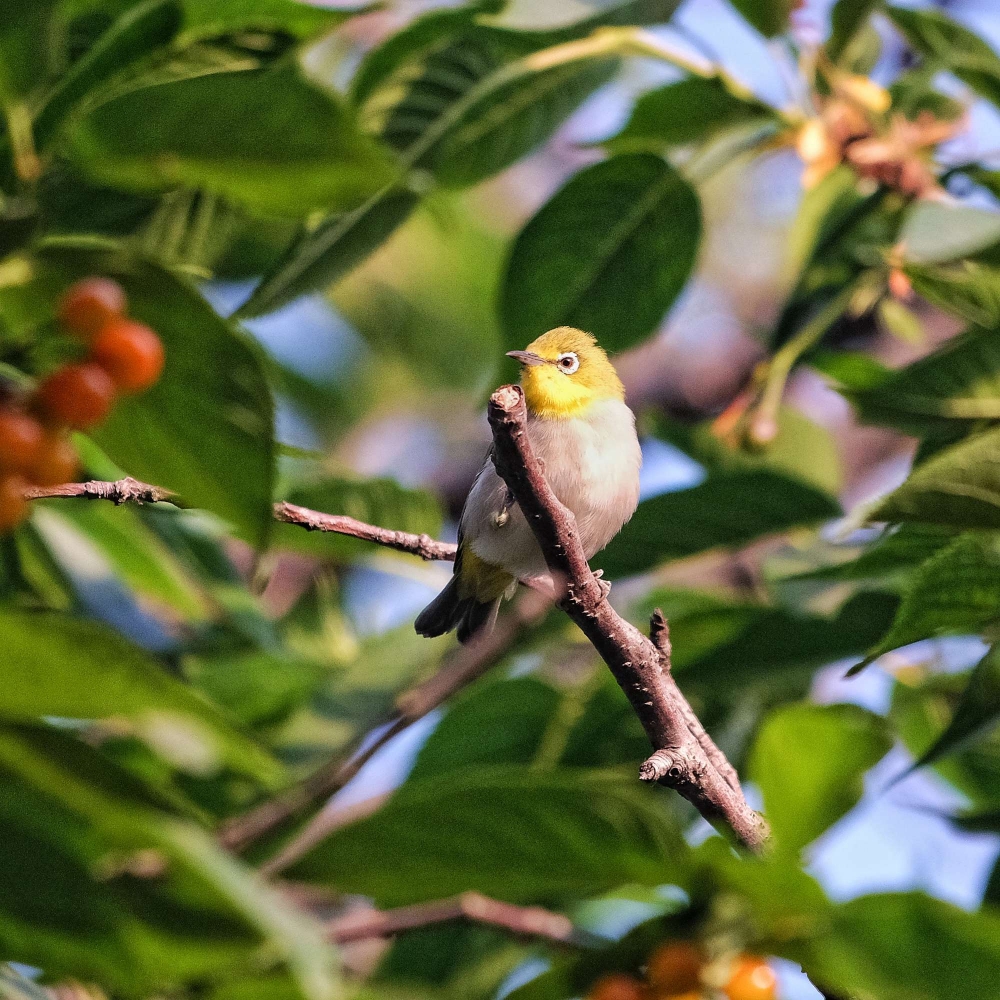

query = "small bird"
[[415, 327, 642, 643]]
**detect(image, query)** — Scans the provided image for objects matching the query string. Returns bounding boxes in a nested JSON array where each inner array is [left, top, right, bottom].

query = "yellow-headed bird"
[[415, 327, 641, 643]]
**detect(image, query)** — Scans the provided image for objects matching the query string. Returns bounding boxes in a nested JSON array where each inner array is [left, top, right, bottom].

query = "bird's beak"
[[506, 350, 547, 367]]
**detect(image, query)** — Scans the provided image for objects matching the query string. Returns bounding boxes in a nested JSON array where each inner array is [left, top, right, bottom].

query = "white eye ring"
[[556, 352, 579, 375]]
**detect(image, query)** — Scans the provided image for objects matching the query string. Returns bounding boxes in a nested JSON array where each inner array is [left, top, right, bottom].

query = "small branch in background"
[[221, 587, 551, 859], [487, 385, 768, 852], [326, 891, 591, 948], [25, 477, 174, 504]]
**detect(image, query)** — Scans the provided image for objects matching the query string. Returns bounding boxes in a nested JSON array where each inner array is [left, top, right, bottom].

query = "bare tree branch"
[[25, 477, 174, 504], [486, 385, 768, 851], [326, 891, 592, 947]]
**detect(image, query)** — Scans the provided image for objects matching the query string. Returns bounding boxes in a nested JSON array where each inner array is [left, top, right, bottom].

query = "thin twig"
[[326, 892, 591, 947], [486, 385, 768, 851]]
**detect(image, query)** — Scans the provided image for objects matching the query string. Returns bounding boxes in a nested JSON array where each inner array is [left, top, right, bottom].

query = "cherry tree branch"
[[486, 384, 768, 851], [326, 891, 594, 947]]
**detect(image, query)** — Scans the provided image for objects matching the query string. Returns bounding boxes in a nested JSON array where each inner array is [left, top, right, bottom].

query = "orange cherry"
[[91, 318, 164, 393], [588, 973, 646, 1000], [0, 475, 29, 531], [0, 409, 44, 472], [647, 941, 704, 995], [57, 277, 127, 340], [29, 432, 78, 487], [35, 363, 116, 430], [725, 956, 777, 1000]]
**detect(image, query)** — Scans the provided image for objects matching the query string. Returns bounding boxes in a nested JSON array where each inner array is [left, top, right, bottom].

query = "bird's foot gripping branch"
[[487, 385, 768, 851]]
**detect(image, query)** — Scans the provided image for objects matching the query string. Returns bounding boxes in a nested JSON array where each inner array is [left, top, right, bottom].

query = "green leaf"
[[904, 260, 1000, 328], [827, 0, 883, 64], [287, 766, 687, 905], [871, 425, 1000, 530], [68, 64, 397, 216], [886, 6, 1000, 109], [854, 534, 1000, 672], [913, 645, 1000, 770], [725, 0, 792, 37], [0, 607, 281, 783], [605, 77, 776, 153], [845, 325, 1000, 435], [178, 0, 370, 43], [274, 475, 443, 560], [235, 187, 419, 319], [500, 154, 700, 353], [899, 200, 1000, 265], [600, 467, 839, 578], [750, 703, 891, 854], [24, 239, 275, 546], [816, 893, 1000, 1000], [34, 0, 183, 152], [0, 1, 57, 104]]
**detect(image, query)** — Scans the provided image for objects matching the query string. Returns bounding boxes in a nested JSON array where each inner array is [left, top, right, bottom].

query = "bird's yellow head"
[[507, 327, 624, 420]]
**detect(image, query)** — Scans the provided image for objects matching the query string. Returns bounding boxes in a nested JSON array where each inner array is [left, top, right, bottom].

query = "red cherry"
[[0, 409, 44, 473], [0, 475, 29, 531], [35, 363, 116, 429], [91, 318, 164, 393], [57, 278, 127, 340], [30, 433, 78, 487]]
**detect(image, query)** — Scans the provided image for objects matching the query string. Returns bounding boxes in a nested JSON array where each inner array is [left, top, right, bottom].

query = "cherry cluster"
[[0, 278, 164, 531], [588, 942, 777, 1000]]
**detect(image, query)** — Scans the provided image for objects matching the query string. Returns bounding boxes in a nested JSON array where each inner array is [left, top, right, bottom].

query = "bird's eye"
[[556, 352, 579, 374]]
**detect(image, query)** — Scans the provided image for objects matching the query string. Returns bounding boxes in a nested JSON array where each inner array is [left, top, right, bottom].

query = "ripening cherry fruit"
[[30, 432, 78, 487], [91, 317, 164, 393], [587, 973, 646, 1000], [0, 475, 28, 531], [57, 277, 127, 339], [0, 409, 44, 472], [647, 941, 704, 995], [35, 362, 116, 429], [725, 956, 777, 1000]]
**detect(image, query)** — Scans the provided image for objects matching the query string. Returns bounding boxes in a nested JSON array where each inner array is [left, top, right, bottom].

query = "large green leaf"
[[725, 0, 792, 37], [871, 425, 1000, 530], [178, 0, 369, 42], [0, 723, 338, 1000], [886, 6, 1000, 109], [827, 0, 883, 63], [0, 607, 280, 783], [33, 0, 182, 152], [845, 325, 1000, 435], [0, 1, 57, 105], [67, 64, 396, 216], [904, 260, 1000, 328], [853, 534, 1000, 672], [273, 475, 443, 560], [913, 645, 1000, 770], [600, 467, 839, 578], [900, 200, 1000, 265], [287, 766, 687, 905], [500, 154, 700, 353], [605, 76, 777, 153], [16, 239, 275, 546], [749, 703, 891, 854]]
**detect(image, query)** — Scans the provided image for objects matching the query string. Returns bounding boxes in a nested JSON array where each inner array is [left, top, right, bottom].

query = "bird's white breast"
[[463, 398, 641, 580]]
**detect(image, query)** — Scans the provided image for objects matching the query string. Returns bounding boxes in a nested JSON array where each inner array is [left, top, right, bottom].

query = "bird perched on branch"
[[415, 327, 641, 643]]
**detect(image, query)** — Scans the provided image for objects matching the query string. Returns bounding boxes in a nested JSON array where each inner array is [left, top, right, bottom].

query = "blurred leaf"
[[0, 1, 57, 104], [638, 589, 898, 687], [900, 200, 1000, 266], [889, 67, 964, 121], [827, 0, 883, 63], [750, 703, 890, 853], [845, 326, 1000, 435], [408, 677, 559, 781], [724, 0, 792, 37], [274, 475, 443, 560], [235, 187, 419, 318], [68, 64, 397, 216], [0, 723, 338, 1000], [904, 260, 1000, 328], [814, 893, 1000, 1000], [913, 645, 1000, 770], [745, 406, 843, 495], [34, 0, 183, 152], [288, 766, 687, 905], [178, 0, 370, 42], [887, 6, 1000, 109], [606, 77, 776, 152], [872, 425, 1000, 530], [21, 239, 276, 546], [500, 154, 700, 352], [854, 534, 1000, 672], [601, 467, 839, 578], [0, 607, 281, 783]]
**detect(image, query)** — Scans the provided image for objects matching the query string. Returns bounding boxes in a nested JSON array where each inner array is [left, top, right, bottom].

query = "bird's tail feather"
[[414, 576, 500, 644]]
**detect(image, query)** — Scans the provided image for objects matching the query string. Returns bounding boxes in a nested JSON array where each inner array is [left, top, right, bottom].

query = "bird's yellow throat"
[[517, 328, 625, 420]]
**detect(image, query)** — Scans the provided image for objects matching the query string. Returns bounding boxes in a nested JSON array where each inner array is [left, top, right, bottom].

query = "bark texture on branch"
[[486, 384, 768, 851]]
